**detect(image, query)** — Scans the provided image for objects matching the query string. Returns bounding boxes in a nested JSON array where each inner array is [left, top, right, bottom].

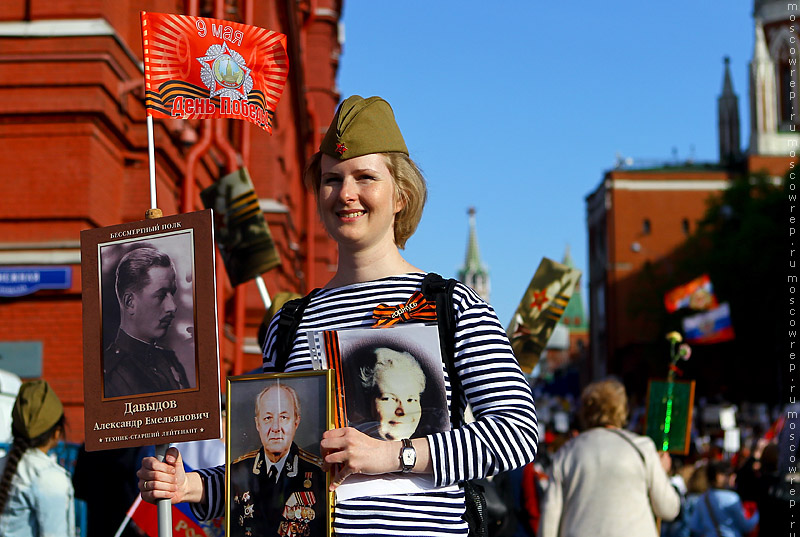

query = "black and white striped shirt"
[[192, 273, 538, 535]]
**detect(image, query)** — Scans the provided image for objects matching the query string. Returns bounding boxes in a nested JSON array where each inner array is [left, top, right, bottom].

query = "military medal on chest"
[[279, 491, 316, 537]]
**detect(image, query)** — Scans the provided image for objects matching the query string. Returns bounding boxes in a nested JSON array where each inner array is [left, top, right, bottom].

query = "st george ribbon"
[[141, 12, 289, 133]]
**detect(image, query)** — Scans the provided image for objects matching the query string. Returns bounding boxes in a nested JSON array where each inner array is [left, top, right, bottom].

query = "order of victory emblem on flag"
[[198, 42, 253, 101], [140, 12, 289, 132]]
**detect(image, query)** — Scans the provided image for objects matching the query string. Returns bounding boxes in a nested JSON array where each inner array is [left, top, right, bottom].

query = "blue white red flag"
[[681, 302, 735, 344]]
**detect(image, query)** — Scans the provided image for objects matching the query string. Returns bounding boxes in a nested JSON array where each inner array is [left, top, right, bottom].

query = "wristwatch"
[[399, 438, 416, 473]]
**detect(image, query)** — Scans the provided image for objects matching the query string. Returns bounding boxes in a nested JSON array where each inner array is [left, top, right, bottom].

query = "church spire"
[[457, 207, 490, 301], [718, 56, 741, 165]]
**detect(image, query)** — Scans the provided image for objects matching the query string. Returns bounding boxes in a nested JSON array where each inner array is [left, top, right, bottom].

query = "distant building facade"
[[586, 0, 793, 398]]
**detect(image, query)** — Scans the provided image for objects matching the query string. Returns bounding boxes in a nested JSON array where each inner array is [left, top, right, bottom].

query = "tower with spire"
[[718, 56, 741, 165], [457, 207, 490, 301]]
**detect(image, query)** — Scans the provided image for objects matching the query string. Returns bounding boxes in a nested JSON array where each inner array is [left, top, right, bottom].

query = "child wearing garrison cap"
[[139, 95, 538, 536], [0, 380, 74, 537]]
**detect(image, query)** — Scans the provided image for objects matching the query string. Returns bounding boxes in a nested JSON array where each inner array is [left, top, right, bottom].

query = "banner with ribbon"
[[200, 167, 281, 286], [141, 12, 289, 133], [506, 258, 582, 374]]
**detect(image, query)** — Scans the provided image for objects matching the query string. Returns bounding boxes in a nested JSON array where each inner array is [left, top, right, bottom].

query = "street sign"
[[0, 266, 72, 297]]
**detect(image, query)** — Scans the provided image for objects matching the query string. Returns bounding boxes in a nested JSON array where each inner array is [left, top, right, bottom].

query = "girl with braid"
[[0, 380, 74, 537]]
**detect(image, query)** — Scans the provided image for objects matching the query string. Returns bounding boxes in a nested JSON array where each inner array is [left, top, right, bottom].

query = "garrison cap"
[[11, 380, 64, 440], [319, 95, 408, 160]]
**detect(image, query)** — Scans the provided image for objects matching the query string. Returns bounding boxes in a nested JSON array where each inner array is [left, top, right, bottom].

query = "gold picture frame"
[[226, 370, 333, 537]]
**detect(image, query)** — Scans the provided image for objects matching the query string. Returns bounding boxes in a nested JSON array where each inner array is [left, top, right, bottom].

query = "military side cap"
[[319, 95, 408, 160], [11, 379, 64, 440]]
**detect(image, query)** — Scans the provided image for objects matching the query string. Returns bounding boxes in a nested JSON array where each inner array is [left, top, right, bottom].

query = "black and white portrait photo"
[[99, 232, 197, 399], [331, 324, 450, 441]]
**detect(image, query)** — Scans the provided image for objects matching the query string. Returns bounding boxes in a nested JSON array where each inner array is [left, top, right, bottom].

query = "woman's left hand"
[[320, 427, 398, 490]]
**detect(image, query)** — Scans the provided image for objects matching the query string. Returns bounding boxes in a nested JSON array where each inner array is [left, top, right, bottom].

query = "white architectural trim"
[[0, 18, 141, 71], [0, 250, 81, 265], [0, 18, 115, 37], [609, 179, 729, 191]]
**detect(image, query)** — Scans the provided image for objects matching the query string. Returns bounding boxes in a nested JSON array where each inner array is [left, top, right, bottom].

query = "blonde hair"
[[303, 152, 427, 249], [578, 378, 629, 429]]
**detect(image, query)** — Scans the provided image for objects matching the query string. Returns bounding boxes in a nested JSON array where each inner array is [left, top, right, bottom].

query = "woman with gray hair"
[[538, 378, 680, 537], [358, 347, 427, 441]]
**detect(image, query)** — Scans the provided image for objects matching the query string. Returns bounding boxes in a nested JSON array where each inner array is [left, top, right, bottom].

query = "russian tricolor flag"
[[681, 302, 735, 344]]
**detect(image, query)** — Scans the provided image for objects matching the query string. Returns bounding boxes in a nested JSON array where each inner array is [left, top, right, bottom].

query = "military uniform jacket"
[[103, 329, 190, 398], [230, 443, 326, 537]]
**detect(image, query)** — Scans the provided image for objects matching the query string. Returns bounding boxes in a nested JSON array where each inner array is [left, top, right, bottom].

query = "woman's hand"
[[320, 427, 400, 490], [658, 451, 672, 473], [137, 447, 195, 504]]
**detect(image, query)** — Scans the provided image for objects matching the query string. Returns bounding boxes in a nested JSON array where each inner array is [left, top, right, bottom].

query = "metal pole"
[[155, 443, 172, 537], [255, 275, 271, 310], [147, 115, 157, 209]]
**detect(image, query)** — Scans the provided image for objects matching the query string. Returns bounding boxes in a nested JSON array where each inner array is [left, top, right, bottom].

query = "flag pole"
[[255, 275, 271, 310], [147, 115, 158, 210], [114, 495, 141, 537]]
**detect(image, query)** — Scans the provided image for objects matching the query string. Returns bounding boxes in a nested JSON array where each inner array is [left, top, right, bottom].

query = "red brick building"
[[0, 0, 343, 442], [586, 0, 794, 399]]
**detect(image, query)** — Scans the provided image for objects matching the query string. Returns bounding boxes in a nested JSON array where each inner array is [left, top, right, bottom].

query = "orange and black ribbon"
[[371, 291, 436, 328]]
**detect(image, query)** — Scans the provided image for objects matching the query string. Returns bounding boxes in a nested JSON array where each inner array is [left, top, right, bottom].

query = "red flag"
[[140, 12, 289, 133], [664, 274, 718, 313]]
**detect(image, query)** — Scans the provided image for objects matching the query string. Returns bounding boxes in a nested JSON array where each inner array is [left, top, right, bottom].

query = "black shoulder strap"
[[421, 272, 463, 428], [274, 290, 317, 371]]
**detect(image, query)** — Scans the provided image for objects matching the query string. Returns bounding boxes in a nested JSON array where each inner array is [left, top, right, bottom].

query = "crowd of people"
[[487, 384, 792, 537]]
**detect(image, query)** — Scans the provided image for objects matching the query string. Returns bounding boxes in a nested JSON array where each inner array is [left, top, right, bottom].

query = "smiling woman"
[[137, 95, 538, 537]]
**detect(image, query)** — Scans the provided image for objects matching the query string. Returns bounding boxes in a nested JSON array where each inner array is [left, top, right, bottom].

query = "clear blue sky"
[[336, 1, 753, 326]]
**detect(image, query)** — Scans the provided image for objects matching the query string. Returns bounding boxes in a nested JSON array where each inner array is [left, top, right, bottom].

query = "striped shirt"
[[191, 273, 538, 535]]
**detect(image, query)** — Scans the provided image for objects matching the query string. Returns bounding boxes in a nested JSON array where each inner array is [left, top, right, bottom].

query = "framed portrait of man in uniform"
[[98, 232, 198, 399], [227, 370, 333, 537], [80, 209, 221, 452]]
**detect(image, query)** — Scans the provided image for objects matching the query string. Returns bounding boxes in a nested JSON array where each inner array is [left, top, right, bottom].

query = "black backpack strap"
[[421, 272, 462, 428], [274, 289, 317, 371]]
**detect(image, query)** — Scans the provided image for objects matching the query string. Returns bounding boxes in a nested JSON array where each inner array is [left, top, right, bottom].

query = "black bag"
[[462, 479, 489, 537]]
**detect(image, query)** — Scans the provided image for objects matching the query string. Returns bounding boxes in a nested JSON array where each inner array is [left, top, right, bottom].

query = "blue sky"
[[336, 1, 754, 325]]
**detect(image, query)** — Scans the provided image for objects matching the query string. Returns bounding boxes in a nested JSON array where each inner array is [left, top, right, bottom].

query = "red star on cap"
[[529, 289, 549, 311], [335, 143, 347, 155]]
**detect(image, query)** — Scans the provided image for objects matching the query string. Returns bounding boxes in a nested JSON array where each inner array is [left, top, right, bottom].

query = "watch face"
[[402, 448, 416, 466]]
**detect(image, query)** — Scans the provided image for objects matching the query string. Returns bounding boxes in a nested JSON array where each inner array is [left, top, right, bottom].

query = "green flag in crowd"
[[200, 168, 280, 286], [507, 257, 582, 374]]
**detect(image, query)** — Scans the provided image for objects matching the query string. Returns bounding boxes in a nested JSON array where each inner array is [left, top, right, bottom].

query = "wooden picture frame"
[[80, 209, 221, 451]]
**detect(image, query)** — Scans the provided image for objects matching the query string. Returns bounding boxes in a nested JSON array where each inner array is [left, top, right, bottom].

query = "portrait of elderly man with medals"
[[229, 380, 327, 537]]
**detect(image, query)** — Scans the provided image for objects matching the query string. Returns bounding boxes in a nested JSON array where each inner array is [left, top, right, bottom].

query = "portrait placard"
[[226, 371, 333, 537], [307, 323, 449, 500], [80, 209, 221, 451], [644, 379, 696, 455]]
